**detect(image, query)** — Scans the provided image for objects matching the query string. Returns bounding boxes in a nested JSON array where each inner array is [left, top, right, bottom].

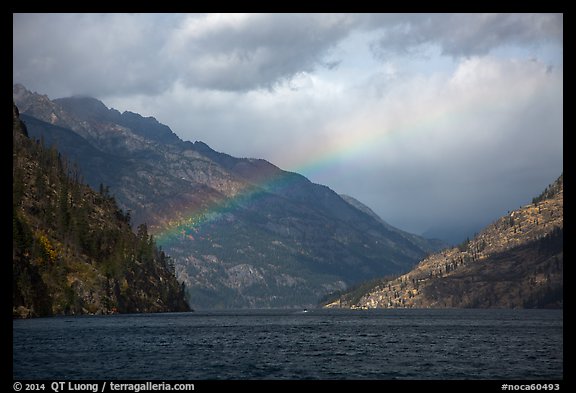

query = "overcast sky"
[[13, 13, 563, 242]]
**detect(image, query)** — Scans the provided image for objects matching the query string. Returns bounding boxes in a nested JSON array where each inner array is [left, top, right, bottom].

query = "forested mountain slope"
[[13, 103, 190, 317]]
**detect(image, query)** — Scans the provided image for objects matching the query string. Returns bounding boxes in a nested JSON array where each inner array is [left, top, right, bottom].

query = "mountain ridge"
[[14, 84, 446, 309], [324, 174, 563, 309]]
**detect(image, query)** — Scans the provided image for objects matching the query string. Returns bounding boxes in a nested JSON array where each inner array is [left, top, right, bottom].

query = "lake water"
[[13, 309, 562, 380]]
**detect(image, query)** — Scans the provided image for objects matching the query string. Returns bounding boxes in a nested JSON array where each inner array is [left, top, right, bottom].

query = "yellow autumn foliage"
[[38, 233, 58, 263]]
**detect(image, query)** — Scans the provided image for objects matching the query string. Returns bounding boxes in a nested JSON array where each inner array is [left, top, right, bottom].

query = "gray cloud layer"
[[14, 13, 562, 96]]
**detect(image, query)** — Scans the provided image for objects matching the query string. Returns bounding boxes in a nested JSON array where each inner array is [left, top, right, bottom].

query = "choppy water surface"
[[13, 308, 562, 380]]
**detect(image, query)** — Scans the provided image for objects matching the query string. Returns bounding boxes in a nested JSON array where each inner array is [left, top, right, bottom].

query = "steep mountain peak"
[[54, 96, 112, 121], [192, 140, 213, 152], [13, 84, 66, 125], [13, 84, 182, 147], [13, 84, 96, 139], [116, 110, 182, 145], [55, 95, 183, 145], [13, 83, 33, 102]]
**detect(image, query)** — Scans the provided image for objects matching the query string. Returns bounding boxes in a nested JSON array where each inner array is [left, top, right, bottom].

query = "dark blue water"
[[13, 309, 562, 380]]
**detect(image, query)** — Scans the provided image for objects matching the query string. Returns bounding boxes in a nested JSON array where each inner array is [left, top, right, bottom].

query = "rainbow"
[[154, 169, 303, 245], [153, 124, 397, 246], [154, 96, 481, 245]]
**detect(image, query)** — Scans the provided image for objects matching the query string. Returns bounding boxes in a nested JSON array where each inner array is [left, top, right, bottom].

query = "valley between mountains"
[[14, 83, 562, 312], [14, 84, 446, 310]]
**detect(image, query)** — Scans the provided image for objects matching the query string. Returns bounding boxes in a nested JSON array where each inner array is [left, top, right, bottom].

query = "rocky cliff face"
[[13, 102, 190, 318], [325, 175, 563, 309], [14, 84, 445, 309]]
